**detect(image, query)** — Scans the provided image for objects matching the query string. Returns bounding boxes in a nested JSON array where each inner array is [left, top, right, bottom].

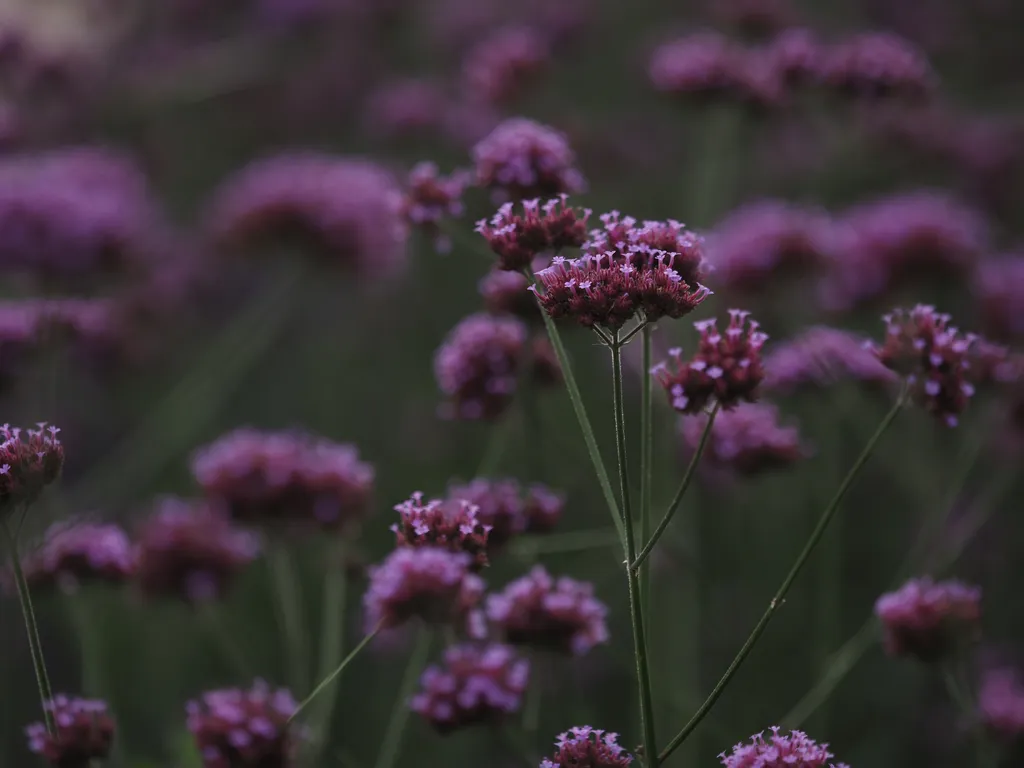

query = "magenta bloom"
[[682, 402, 804, 476], [870, 305, 978, 426], [979, 668, 1024, 738], [411, 643, 529, 733], [392, 492, 492, 569], [583, 212, 707, 289], [476, 196, 591, 272], [472, 118, 585, 200], [719, 727, 848, 767], [654, 310, 768, 414], [364, 547, 485, 631], [821, 32, 934, 101], [25, 695, 115, 768], [975, 255, 1024, 343], [541, 726, 633, 768], [446, 478, 565, 547], [487, 565, 608, 655], [874, 577, 981, 661], [762, 326, 898, 395], [134, 498, 260, 604], [400, 162, 471, 253], [191, 429, 374, 532], [0, 422, 64, 512], [462, 25, 549, 105], [21, 522, 134, 592], [186, 680, 302, 768]]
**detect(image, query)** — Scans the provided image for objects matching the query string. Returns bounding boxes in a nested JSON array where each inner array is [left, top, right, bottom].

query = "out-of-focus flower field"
[[1, 0, 1023, 766]]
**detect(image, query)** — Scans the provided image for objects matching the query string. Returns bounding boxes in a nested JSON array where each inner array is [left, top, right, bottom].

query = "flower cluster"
[[391, 492, 492, 569], [719, 727, 848, 767], [540, 726, 633, 768], [975, 255, 1024, 342], [410, 643, 529, 732], [476, 196, 590, 272], [462, 25, 549, 105], [874, 577, 982, 662], [21, 522, 134, 592], [365, 78, 446, 139], [871, 305, 978, 426], [979, 668, 1024, 738], [762, 326, 898, 395], [766, 28, 823, 87], [471, 118, 586, 200], [446, 478, 565, 547], [821, 32, 935, 102], [186, 681, 301, 768], [0, 422, 64, 512], [654, 310, 768, 414], [134, 498, 260, 604], [26, 695, 115, 768], [487, 565, 608, 655], [400, 162, 471, 252], [583, 212, 707, 289], [191, 429, 374, 532], [682, 402, 804, 476]]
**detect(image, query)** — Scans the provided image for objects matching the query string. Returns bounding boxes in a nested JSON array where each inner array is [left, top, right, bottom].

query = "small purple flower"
[[21, 521, 134, 592], [400, 162, 471, 252], [874, 576, 981, 662], [410, 643, 529, 732], [25, 695, 115, 768], [186, 680, 302, 768], [541, 726, 633, 768], [446, 478, 565, 547], [0, 422, 64, 513], [392, 492, 492, 569], [975, 255, 1024, 343], [762, 326, 898, 395], [719, 727, 848, 767], [979, 668, 1024, 739], [472, 118, 586, 200], [477, 196, 591, 272], [487, 565, 608, 655], [821, 31, 935, 102], [682, 402, 804, 476], [462, 25, 549, 105], [766, 28, 823, 87]]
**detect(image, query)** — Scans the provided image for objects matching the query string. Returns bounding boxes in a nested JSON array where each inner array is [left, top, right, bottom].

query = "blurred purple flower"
[[766, 28, 823, 87], [821, 32, 935, 101], [479, 265, 541, 320], [21, 521, 134, 593], [400, 161, 471, 253], [472, 118, 586, 200], [762, 326, 898, 395], [719, 726, 848, 767], [477, 196, 591, 272], [392, 491, 492, 569], [709, 0, 799, 38], [979, 668, 1024, 738], [681, 402, 804, 476], [365, 78, 448, 139], [446, 478, 565, 547], [975, 255, 1024, 343], [461, 25, 549, 105], [541, 726, 633, 768], [25, 695, 115, 768], [874, 576, 981, 661], [0, 422, 64, 513]]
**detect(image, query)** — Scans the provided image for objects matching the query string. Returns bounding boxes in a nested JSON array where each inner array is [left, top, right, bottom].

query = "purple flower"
[[979, 668, 1024, 738], [134, 498, 260, 604], [25, 695, 115, 768], [400, 162, 471, 252], [719, 727, 848, 767], [186, 680, 302, 768], [476, 196, 591, 272], [762, 326, 898, 395], [682, 402, 804, 476], [363, 547, 485, 631], [821, 32, 935, 101], [446, 478, 565, 547], [874, 577, 981, 661], [487, 565, 608, 655], [541, 726, 633, 768], [205, 154, 407, 274], [766, 28, 823, 87], [21, 522, 134, 592], [975, 255, 1024, 343], [0, 422, 64, 513], [364, 78, 448, 139], [392, 492, 492, 569], [461, 25, 549, 105], [191, 429, 374, 532], [472, 118, 586, 200], [410, 643, 529, 732]]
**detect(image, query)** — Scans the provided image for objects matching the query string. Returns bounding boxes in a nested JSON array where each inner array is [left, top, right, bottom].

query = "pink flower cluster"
[[400, 162, 471, 252], [26, 695, 115, 768], [471, 118, 586, 200], [447, 477, 564, 547], [476, 196, 590, 272], [0, 422, 64, 511], [719, 727, 849, 767], [762, 326, 897, 395], [21, 522, 135, 592], [821, 32, 935, 101], [682, 402, 804, 476], [391, 492, 492, 569], [461, 26, 549, 105], [874, 577, 982, 661], [541, 726, 633, 768]]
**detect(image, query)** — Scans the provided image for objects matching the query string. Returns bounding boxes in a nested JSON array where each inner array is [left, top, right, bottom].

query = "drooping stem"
[[373, 625, 432, 768], [610, 338, 658, 768], [1, 518, 55, 735], [270, 545, 309, 694], [291, 622, 381, 721], [639, 326, 654, 619], [632, 403, 719, 570], [659, 385, 907, 763]]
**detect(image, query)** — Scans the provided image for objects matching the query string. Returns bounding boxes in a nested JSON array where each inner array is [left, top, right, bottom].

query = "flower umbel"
[[21, 522, 134, 593], [0, 422, 64, 513], [472, 118, 586, 200], [446, 478, 565, 548], [540, 726, 633, 768], [400, 162, 470, 253], [476, 196, 590, 272], [719, 726, 849, 767], [391, 492, 492, 569], [874, 577, 981, 662], [25, 695, 115, 768], [682, 402, 804, 476]]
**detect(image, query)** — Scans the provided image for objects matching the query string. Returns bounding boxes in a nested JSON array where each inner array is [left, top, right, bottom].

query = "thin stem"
[[611, 339, 658, 768], [1, 519, 55, 734], [619, 321, 648, 347], [373, 626, 432, 768], [270, 545, 309, 694], [592, 326, 614, 347], [291, 623, 381, 721], [639, 326, 654, 619], [659, 385, 907, 763], [632, 403, 720, 570]]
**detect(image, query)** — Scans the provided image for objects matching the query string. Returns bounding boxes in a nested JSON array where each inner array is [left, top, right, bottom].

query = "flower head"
[[0, 422, 64, 512], [191, 429, 374, 532], [462, 25, 549, 105], [541, 726, 633, 768], [392, 492, 491, 569], [683, 402, 804, 476], [487, 565, 608, 655], [583, 212, 707, 289], [979, 668, 1024, 738], [472, 118, 585, 200], [719, 727, 848, 767], [446, 478, 565, 547], [364, 547, 485, 631], [874, 576, 981, 662], [654, 310, 767, 414], [476, 196, 590, 272], [26, 695, 115, 768], [186, 680, 302, 768], [975, 255, 1024, 343], [762, 326, 898, 395], [766, 28, 823, 87], [400, 162, 470, 253], [21, 522, 134, 592], [411, 643, 529, 732], [822, 32, 935, 102], [134, 498, 260, 604]]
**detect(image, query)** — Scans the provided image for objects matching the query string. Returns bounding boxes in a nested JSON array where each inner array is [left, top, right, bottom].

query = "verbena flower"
[[410, 643, 529, 732], [821, 32, 935, 102], [186, 680, 302, 768], [364, 547, 485, 631], [487, 565, 608, 655], [365, 78, 447, 139], [191, 429, 374, 532], [766, 28, 823, 87], [870, 305, 978, 426], [874, 577, 981, 662], [979, 668, 1024, 738], [974, 255, 1024, 343], [392, 492, 492, 569], [719, 727, 849, 767], [522, 483, 565, 533], [682, 402, 804, 476], [25, 695, 115, 768], [540, 726, 633, 768], [205, 154, 407, 273], [472, 118, 586, 200], [461, 25, 549, 105], [0, 422, 64, 513], [446, 478, 565, 547], [583, 212, 707, 289], [762, 326, 898, 395], [134, 499, 260, 604], [400, 162, 471, 253], [21, 522, 134, 593], [476, 196, 590, 272], [653, 310, 767, 414]]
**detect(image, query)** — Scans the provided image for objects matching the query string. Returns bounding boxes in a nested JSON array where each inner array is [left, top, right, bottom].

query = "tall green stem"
[[639, 326, 654, 619], [373, 626, 432, 768], [270, 545, 309, 694], [1, 519, 55, 734], [659, 385, 907, 763], [611, 339, 658, 768]]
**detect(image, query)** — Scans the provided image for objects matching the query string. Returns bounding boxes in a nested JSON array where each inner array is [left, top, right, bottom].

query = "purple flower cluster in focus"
[[0, 422, 64, 512], [26, 695, 115, 768], [391, 491, 492, 569], [447, 477, 564, 547], [719, 727, 848, 767], [874, 576, 981, 662], [540, 726, 633, 768], [476, 196, 591, 272]]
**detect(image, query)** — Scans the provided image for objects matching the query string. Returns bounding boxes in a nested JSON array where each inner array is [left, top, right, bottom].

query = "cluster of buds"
[[476, 196, 590, 272], [719, 727, 849, 767], [21, 522, 135, 592], [410, 643, 529, 733], [186, 681, 302, 768], [26, 695, 116, 768], [654, 310, 767, 413], [447, 478, 564, 548], [391, 492, 492, 569], [682, 402, 804, 477], [471, 118, 586, 200], [874, 577, 982, 662], [0, 422, 64, 512], [400, 162, 471, 252], [486, 565, 608, 655], [540, 726, 633, 768]]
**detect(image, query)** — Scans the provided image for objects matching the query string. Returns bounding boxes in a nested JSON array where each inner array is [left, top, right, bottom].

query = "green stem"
[[291, 623, 381, 721], [639, 327, 654, 621], [1, 519, 55, 734], [611, 339, 658, 768], [373, 626, 432, 768], [659, 385, 907, 763], [270, 545, 309, 694], [632, 403, 719, 570]]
